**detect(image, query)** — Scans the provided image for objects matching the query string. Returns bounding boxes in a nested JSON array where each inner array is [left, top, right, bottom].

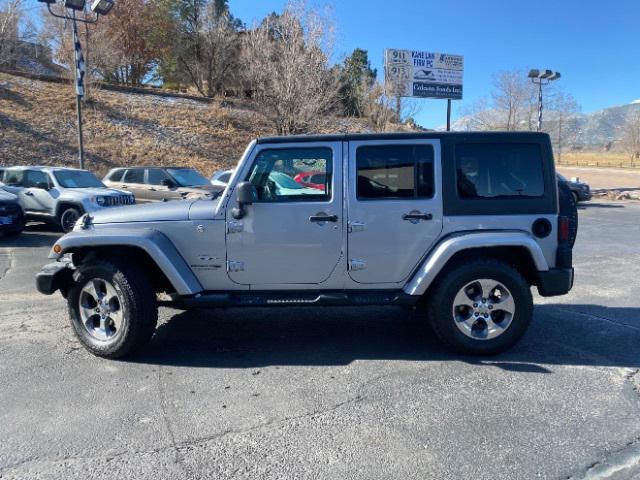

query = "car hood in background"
[[0, 189, 18, 202], [63, 187, 133, 198]]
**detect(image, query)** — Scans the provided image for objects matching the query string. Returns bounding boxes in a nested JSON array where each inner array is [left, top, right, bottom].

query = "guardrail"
[[557, 160, 640, 169]]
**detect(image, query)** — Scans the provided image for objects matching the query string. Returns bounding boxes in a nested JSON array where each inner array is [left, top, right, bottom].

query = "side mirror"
[[232, 181, 255, 219], [161, 179, 176, 188]]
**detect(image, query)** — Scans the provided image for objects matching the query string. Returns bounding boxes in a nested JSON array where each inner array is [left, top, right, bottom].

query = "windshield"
[[54, 170, 105, 188], [167, 168, 209, 187], [269, 172, 304, 189]]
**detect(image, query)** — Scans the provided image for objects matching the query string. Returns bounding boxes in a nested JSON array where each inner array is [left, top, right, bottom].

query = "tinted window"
[[3, 169, 25, 186], [247, 148, 332, 202], [54, 170, 104, 188], [26, 170, 51, 188], [356, 145, 434, 199], [167, 168, 208, 187], [455, 143, 544, 198], [123, 169, 144, 184], [108, 169, 124, 182], [147, 168, 171, 185]]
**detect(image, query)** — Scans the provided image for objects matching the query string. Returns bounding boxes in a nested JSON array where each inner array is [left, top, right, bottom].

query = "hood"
[[0, 188, 18, 202], [62, 187, 132, 198], [91, 198, 195, 224]]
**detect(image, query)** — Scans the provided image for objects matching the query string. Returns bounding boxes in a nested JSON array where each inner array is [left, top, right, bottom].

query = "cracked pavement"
[[1, 205, 640, 479]]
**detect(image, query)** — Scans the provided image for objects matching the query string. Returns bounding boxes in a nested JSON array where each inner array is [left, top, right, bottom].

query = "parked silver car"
[[1, 166, 135, 232], [36, 132, 576, 358]]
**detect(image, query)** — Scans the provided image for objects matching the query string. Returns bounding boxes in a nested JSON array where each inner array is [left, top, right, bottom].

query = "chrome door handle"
[[402, 212, 432, 221], [309, 214, 338, 223]]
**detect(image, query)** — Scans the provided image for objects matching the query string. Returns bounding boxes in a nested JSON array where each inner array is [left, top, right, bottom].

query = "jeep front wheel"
[[67, 259, 158, 358], [59, 207, 81, 233], [427, 259, 533, 355]]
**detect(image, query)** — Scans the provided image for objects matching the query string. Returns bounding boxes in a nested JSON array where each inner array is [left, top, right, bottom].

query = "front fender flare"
[[49, 228, 203, 296], [403, 231, 549, 296]]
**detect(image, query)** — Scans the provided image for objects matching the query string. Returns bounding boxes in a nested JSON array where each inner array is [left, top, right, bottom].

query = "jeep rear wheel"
[[427, 259, 533, 355], [67, 259, 158, 358], [60, 207, 81, 233]]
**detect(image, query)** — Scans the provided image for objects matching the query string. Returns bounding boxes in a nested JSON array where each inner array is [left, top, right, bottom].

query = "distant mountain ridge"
[[446, 101, 640, 148]]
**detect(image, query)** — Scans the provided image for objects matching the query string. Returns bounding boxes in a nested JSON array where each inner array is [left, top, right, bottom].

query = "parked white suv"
[[1, 166, 135, 232]]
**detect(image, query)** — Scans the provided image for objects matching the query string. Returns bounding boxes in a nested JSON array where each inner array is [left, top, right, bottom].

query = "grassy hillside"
[[0, 72, 373, 176]]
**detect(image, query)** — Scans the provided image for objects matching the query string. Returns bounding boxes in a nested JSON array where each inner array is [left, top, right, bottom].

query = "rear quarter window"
[[455, 143, 544, 199]]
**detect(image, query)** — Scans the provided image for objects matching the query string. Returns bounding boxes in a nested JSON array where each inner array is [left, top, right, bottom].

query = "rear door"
[[121, 168, 149, 202], [347, 139, 443, 284]]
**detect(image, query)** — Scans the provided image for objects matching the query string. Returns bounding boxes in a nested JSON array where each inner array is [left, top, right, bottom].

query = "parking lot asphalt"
[[1, 203, 639, 480]]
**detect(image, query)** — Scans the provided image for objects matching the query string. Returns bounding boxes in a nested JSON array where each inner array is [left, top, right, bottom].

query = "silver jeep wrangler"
[[36, 132, 576, 358]]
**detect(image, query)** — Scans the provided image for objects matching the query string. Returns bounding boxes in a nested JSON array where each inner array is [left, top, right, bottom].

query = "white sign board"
[[384, 49, 464, 100]]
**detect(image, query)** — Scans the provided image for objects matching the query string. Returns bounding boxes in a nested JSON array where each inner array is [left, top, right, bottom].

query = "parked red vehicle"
[[294, 171, 327, 191]]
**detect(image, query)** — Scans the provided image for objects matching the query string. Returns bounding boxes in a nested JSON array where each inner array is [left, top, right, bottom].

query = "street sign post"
[[384, 49, 464, 130]]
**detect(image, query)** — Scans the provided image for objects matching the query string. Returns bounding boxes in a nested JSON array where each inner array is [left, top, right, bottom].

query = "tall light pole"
[[528, 69, 561, 132], [37, 0, 114, 170]]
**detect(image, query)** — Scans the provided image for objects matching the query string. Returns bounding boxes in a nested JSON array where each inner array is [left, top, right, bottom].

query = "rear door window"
[[123, 168, 145, 184], [356, 145, 434, 200], [455, 143, 544, 198]]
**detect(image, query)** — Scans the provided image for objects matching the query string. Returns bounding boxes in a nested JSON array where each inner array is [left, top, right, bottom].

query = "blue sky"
[[231, 0, 640, 128]]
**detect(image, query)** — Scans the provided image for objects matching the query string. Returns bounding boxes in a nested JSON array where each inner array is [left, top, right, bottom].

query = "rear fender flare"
[[403, 231, 549, 296]]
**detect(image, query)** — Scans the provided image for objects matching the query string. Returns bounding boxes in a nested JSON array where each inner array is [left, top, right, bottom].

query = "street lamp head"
[[63, 0, 86, 10], [90, 0, 113, 15], [529, 69, 561, 82]]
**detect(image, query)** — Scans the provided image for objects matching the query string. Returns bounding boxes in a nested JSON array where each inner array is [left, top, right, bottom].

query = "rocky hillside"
[[0, 72, 375, 176]]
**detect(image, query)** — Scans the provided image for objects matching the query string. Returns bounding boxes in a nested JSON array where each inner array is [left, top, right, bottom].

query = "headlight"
[[96, 196, 106, 206]]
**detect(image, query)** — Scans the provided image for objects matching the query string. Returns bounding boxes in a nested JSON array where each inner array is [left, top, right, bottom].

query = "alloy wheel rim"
[[452, 278, 515, 340], [78, 278, 124, 341], [62, 211, 79, 231]]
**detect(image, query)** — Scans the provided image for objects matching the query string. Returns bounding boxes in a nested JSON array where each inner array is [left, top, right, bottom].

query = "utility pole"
[[38, 0, 114, 169]]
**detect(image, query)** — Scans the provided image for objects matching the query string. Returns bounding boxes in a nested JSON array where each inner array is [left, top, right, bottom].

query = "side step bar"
[[162, 290, 419, 309]]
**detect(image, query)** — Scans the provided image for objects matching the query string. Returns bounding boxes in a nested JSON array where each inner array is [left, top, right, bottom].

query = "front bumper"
[[35, 262, 74, 296], [537, 268, 574, 297]]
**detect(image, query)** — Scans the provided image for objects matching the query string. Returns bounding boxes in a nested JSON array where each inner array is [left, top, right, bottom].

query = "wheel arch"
[[55, 201, 85, 219], [50, 228, 203, 296], [404, 231, 549, 297]]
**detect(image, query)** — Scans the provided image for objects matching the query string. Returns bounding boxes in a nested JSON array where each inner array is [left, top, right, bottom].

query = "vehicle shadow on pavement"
[[0, 224, 60, 248], [578, 202, 625, 209], [131, 303, 640, 371]]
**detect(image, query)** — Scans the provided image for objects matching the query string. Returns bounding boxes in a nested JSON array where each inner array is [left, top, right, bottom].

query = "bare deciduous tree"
[[620, 109, 640, 164], [241, 2, 340, 135], [179, 6, 240, 97], [0, 0, 21, 68]]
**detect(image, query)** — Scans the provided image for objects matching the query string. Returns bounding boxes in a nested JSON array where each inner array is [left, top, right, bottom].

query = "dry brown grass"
[[0, 73, 374, 176], [557, 151, 640, 169]]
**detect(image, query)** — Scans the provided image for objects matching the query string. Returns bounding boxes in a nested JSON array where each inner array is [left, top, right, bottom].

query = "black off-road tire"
[[59, 207, 82, 233], [427, 259, 533, 355], [67, 259, 158, 358]]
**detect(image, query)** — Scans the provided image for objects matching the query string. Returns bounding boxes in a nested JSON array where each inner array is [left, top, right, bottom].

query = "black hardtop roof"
[[256, 131, 550, 144]]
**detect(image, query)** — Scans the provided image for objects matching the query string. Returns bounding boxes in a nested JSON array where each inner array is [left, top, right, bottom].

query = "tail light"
[[558, 216, 570, 243]]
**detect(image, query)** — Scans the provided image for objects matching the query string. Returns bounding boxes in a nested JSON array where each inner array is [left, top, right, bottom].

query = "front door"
[[24, 170, 56, 213], [347, 140, 444, 284], [225, 142, 343, 286]]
